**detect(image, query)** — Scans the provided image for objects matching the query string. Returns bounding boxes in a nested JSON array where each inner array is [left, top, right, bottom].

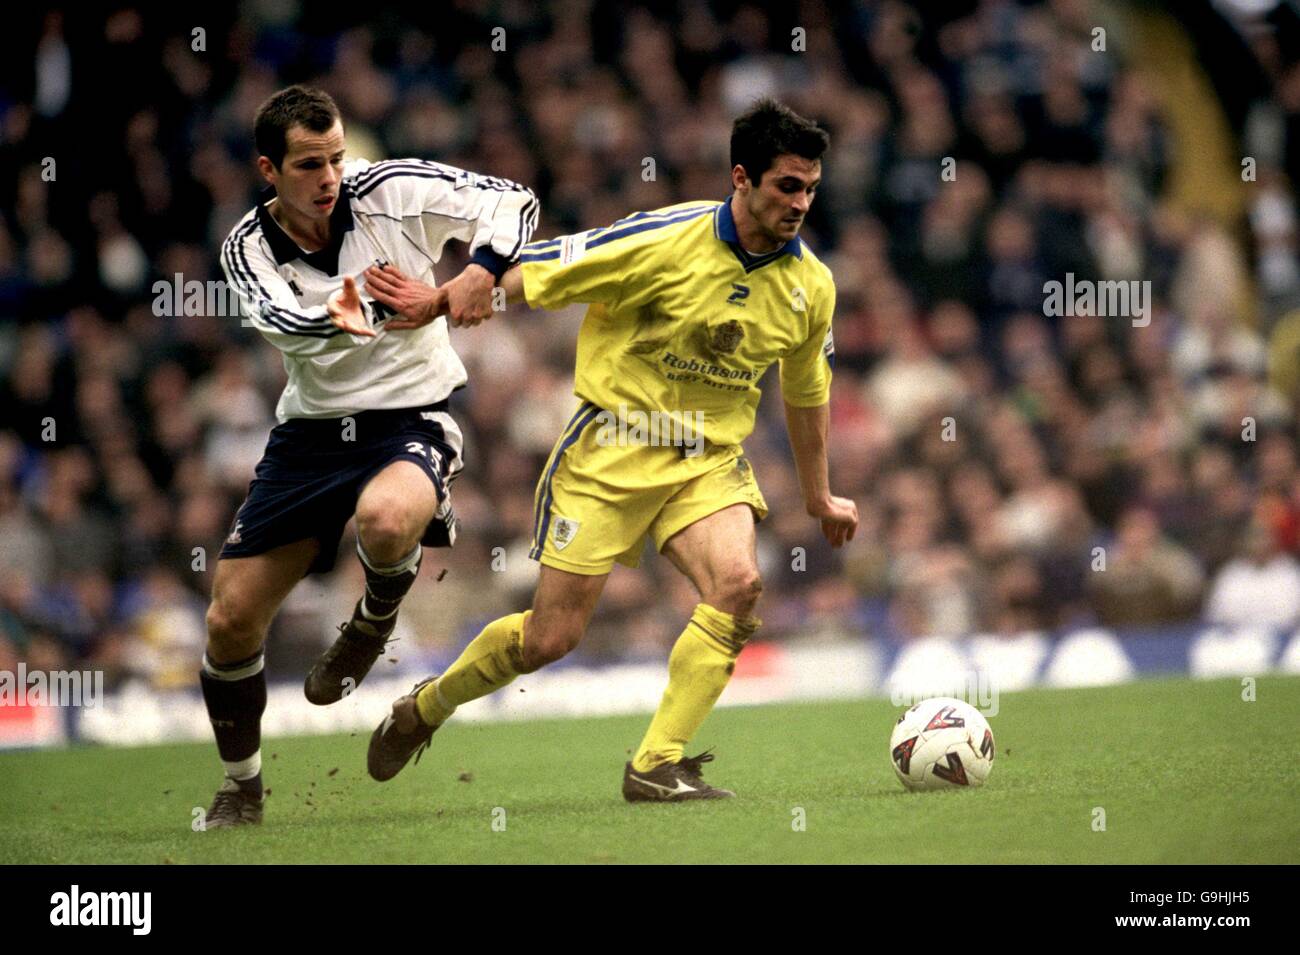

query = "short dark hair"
[[254, 85, 342, 168], [730, 98, 829, 186]]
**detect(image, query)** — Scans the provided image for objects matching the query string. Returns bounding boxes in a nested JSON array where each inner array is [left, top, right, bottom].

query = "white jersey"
[[220, 158, 538, 420]]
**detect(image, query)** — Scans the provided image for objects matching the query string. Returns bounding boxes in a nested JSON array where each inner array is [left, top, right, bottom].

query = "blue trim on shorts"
[[530, 401, 593, 545], [531, 404, 602, 559]]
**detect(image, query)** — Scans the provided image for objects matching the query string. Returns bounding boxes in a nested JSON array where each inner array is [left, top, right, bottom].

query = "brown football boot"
[[304, 601, 398, 705], [204, 777, 264, 828], [367, 677, 439, 781]]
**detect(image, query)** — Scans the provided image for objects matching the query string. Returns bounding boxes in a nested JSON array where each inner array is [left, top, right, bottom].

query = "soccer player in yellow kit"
[[364, 99, 859, 800]]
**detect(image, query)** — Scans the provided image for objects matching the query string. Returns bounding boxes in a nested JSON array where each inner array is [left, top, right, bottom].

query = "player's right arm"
[[221, 224, 380, 357], [380, 205, 710, 322], [506, 205, 717, 312], [377, 216, 659, 323], [498, 263, 526, 305], [510, 221, 655, 311], [495, 237, 628, 309]]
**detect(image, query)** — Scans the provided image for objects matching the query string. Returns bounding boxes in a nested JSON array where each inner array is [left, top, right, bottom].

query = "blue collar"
[[256, 182, 355, 276], [715, 196, 803, 272]]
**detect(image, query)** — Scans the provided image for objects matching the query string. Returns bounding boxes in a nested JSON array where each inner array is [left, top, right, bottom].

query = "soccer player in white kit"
[[202, 85, 536, 827]]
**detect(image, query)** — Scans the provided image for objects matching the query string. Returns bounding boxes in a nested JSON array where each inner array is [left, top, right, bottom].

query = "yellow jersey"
[[519, 198, 835, 448]]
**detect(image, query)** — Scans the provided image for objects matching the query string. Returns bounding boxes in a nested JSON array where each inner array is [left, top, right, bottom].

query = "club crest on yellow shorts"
[[530, 400, 769, 575], [552, 516, 580, 551]]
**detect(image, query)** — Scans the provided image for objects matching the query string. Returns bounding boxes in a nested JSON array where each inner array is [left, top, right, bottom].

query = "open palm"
[[326, 276, 375, 337]]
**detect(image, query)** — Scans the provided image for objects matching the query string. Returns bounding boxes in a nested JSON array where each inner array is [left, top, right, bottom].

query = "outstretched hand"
[[326, 276, 376, 337]]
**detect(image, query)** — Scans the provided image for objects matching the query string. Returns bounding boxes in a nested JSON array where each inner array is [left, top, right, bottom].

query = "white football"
[[889, 697, 995, 791]]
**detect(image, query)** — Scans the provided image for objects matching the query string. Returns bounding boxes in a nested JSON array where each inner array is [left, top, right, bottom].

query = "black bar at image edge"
[[1, 865, 1279, 940]]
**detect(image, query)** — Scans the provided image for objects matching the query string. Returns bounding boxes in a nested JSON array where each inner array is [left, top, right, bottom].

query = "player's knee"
[[205, 599, 265, 659], [355, 498, 420, 558], [714, 570, 763, 617], [519, 621, 582, 672]]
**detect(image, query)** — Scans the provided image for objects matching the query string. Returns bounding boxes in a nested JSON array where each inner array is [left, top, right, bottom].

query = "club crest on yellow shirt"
[[708, 319, 745, 355]]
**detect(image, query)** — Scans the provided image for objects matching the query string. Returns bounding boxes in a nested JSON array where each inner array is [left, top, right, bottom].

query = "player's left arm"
[[443, 168, 538, 326], [779, 281, 857, 548], [378, 203, 670, 323], [369, 159, 538, 327], [784, 401, 858, 548], [383, 227, 644, 320]]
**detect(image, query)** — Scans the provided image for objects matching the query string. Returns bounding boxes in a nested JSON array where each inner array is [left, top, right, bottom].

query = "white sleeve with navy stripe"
[[348, 158, 539, 277], [220, 223, 373, 359], [220, 157, 538, 422]]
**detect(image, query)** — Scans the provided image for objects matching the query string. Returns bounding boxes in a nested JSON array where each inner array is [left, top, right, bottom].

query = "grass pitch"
[[2, 675, 1297, 864]]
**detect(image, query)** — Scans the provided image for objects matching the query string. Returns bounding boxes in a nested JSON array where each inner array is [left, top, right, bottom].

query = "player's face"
[[261, 119, 346, 222], [741, 154, 821, 245]]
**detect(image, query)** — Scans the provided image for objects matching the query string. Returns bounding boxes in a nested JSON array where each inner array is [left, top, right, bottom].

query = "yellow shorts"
[[529, 401, 769, 575]]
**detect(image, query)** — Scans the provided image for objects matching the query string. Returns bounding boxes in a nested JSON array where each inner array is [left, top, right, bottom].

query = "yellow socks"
[[632, 603, 759, 772], [414, 602, 758, 765], [416, 611, 530, 727]]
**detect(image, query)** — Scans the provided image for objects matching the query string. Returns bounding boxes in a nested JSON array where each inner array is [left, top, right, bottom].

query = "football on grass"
[[890, 697, 995, 791]]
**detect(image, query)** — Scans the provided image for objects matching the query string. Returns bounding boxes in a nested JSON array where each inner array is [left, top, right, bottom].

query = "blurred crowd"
[[3, 0, 1300, 689]]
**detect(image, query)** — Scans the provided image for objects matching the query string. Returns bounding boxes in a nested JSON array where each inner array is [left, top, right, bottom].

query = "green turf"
[[1, 675, 1296, 864]]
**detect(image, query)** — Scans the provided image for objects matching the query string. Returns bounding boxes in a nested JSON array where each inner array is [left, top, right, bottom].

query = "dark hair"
[[254, 85, 342, 168], [730, 98, 829, 186]]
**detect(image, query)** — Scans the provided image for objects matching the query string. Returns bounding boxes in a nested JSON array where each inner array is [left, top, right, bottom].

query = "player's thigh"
[[659, 503, 762, 615], [355, 459, 440, 539], [654, 452, 767, 614], [207, 538, 321, 660], [522, 564, 609, 667]]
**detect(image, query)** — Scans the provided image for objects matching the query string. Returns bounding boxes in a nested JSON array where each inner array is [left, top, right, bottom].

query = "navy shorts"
[[220, 401, 464, 576]]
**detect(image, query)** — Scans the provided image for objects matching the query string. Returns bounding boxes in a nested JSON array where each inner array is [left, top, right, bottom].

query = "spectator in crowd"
[[1205, 517, 1300, 630], [1089, 507, 1205, 627]]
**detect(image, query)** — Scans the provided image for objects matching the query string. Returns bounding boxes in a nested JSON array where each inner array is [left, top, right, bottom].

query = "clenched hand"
[[808, 495, 859, 548], [442, 263, 497, 327]]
